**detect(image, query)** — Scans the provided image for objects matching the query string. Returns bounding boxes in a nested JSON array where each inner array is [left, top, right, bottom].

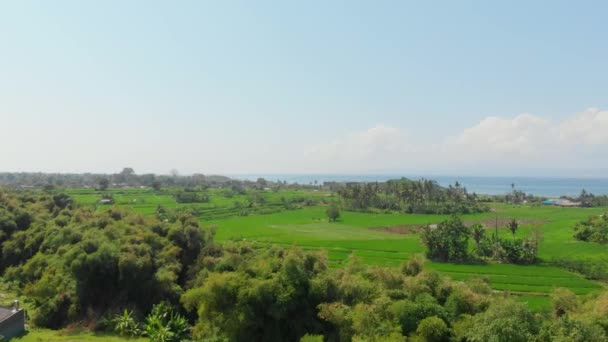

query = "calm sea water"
[[231, 174, 608, 197]]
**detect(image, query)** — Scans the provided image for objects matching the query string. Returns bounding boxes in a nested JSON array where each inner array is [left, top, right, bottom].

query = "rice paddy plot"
[[208, 205, 606, 296], [429, 262, 602, 295], [68, 190, 608, 300]]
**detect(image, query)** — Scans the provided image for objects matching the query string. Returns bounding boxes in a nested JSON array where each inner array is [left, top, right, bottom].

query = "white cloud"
[[304, 108, 608, 174], [450, 113, 553, 159], [304, 124, 415, 172], [558, 108, 608, 145]]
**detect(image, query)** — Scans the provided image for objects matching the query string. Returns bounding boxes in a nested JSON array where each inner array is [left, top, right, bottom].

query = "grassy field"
[[207, 205, 604, 297], [68, 188, 608, 310], [12, 329, 146, 342]]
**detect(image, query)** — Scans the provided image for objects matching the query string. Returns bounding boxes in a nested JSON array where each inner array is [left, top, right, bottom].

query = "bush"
[[573, 213, 608, 244], [113, 309, 142, 337], [494, 238, 537, 264], [402, 254, 425, 276], [145, 303, 190, 342]]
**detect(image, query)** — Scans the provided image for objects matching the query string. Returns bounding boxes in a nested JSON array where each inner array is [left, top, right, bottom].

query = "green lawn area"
[[12, 329, 143, 342]]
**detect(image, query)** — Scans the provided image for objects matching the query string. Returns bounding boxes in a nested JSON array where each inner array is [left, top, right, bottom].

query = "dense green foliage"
[[0, 190, 210, 329], [2, 188, 608, 341], [174, 190, 210, 203], [420, 215, 470, 262], [337, 178, 488, 214], [420, 215, 538, 264], [573, 213, 608, 243], [179, 247, 607, 341]]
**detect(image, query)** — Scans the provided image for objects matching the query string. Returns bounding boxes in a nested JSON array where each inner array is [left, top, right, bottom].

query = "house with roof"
[[0, 301, 25, 339]]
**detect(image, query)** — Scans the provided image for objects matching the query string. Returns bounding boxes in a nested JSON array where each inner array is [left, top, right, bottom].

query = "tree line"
[[337, 178, 489, 214], [0, 169, 311, 192]]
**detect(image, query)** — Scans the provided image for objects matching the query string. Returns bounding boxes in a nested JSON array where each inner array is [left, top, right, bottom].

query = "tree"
[[391, 294, 448, 335], [152, 180, 162, 191], [508, 218, 519, 236], [420, 215, 470, 261], [256, 178, 268, 189], [326, 204, 341, 222], [537, 316, 606, 342], [120, 167, 135, 176], [52, 193, 72, 210], [550, 288, 577, 318], [464, 300, 538, 342], [471, 224, 485, 249], [416, 316, 450, 342], [98, 178, 110, 191]]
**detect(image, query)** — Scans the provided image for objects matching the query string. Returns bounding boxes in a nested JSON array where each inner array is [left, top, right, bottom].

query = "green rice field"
[[68, 188, 608, 310]]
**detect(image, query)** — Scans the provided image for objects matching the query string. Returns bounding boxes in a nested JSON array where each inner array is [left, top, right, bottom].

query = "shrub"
[[113, 309, 142, 337], [145, 303, 190, 342], [402, 254, 425, 276], [573, 213, 608, 244]]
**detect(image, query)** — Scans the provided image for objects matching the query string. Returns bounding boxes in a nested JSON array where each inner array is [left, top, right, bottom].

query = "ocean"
[[230, 174, 608, 197]]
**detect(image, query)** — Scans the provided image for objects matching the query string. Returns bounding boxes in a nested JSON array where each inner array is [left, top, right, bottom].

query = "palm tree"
[[471, 224, 485, 250]]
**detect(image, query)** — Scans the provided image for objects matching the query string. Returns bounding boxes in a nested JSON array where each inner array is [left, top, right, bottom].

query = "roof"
[[0, 307, 19, 322]]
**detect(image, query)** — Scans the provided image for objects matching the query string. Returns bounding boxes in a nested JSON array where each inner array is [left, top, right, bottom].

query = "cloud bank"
[[304, 108, 608, 175]]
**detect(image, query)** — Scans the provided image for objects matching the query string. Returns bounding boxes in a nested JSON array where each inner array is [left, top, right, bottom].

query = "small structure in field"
[[0, 301, 25, 339], [542, 199, 580, 207]]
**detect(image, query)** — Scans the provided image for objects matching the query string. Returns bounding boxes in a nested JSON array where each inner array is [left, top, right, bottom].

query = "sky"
[[1, 1, 607, 176]]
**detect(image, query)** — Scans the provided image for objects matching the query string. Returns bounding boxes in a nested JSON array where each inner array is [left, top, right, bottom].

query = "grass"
[[12, 329, 146, 342], [514, 295, 552, 313]]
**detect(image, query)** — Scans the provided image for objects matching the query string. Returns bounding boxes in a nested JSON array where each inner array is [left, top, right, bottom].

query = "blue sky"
[[1, 1, 607, 175]]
